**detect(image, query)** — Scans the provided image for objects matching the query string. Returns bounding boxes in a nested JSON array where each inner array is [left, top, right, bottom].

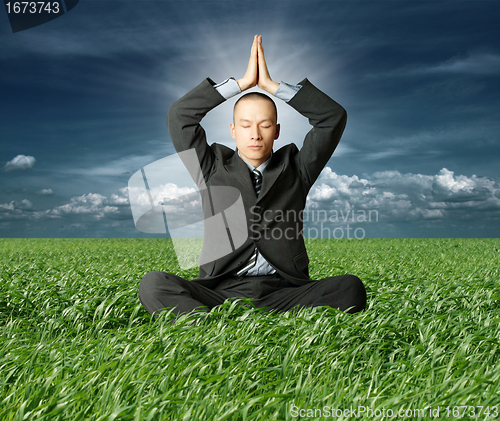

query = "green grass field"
[[1, 238, 499, 420]]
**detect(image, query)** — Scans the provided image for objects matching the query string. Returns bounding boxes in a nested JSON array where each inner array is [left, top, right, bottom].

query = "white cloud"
[[41, 191, 134, 221], [366, 52, 500, 80], [128, 183, 197, 209], [36, 189, 54, 195], [0, 202, 14, 211], [363, 149, 408, 161], [3, 155, 36, 172], [47, 193, 113, 219], [0, 190, 131, 224], [64, 154, 162, 177], [0, 183, 200, 226], [0, 199, 33, 217], [306, 167, 500, 224], [413, 52, 500, 76], [109, 187, 130, 206]]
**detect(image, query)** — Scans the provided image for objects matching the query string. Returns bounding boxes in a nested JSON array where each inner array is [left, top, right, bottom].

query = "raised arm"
[[166, 78, 224, 180], [254, 35, 347, 189], [167, 37, 262, 179], [288, 79, 347, 190]]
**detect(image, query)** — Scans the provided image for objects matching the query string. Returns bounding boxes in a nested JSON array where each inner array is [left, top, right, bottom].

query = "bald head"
[[233, 92, 277, 124]]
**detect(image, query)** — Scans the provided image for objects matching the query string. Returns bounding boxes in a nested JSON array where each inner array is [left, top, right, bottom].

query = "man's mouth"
[[248, 145, 262, 149]]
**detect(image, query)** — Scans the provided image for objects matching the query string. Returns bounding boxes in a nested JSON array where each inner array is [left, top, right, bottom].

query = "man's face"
[[230, 98, 280, 168]]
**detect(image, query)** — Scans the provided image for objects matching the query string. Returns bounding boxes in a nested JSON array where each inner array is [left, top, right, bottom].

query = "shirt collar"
[[237, 149, 273, 173]]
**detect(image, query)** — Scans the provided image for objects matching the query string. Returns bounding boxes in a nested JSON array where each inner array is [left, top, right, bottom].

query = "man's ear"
[[230, 123, 236, 139], [274, 123, 280, 140]]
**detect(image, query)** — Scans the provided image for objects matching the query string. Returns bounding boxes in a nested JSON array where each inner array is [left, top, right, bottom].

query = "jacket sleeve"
[[166, 78, 226, 181], [287, 78, 347, 191]]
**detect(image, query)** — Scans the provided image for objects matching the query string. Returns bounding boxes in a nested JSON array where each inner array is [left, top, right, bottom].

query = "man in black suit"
[[139, 35, 366, 317]]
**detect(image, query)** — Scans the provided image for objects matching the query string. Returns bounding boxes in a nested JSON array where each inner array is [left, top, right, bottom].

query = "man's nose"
[[251, 127, 262, 140]]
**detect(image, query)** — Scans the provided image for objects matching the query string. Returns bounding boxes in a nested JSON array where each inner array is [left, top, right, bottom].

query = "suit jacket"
[[167, 78, 347, 287]]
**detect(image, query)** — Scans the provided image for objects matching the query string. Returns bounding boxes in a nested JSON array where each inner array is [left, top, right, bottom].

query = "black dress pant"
[[138, 271, 366, 317]]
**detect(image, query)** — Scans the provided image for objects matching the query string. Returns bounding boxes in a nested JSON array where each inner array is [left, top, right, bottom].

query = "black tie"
[[251, 169, 262, 196], [236, 168, 262, 276]]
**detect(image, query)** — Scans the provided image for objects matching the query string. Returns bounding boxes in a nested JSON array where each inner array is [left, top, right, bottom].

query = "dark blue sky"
[[1, 1, 500, 238]]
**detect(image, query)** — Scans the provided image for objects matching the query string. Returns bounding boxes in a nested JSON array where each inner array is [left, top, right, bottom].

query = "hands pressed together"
[[237, 35, 280, 95]]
